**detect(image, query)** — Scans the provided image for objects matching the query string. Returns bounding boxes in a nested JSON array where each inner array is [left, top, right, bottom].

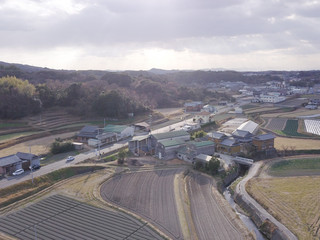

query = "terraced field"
[[247, 158, 320, 240], [0, 195, 163, 240], [187, 173, 243, 240], [101, 169, 247, 240], [101, 169, 183, 240], [264, 118, 287, 131]]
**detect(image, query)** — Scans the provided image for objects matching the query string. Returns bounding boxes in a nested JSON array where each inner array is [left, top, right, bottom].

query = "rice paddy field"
[[247, 158, 320, 240], [275, 137, 320, 150]]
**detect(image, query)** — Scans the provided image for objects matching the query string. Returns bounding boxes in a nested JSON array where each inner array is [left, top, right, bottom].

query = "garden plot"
[[265, 118, 287, 131], [304, 119, 320, 136], [101, 169, 183, 240], [0, 195, 163, 240], [187, 173, 243, 240]]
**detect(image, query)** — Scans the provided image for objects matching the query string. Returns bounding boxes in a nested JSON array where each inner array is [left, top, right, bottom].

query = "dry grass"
[[0, 132, 76, 157], [244, 107, 280, 114], [275, 137, 320, 150], [247, 176, 320, 240]]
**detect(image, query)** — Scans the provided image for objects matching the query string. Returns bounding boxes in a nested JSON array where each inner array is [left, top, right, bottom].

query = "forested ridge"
[[2, 61, 319, 120]]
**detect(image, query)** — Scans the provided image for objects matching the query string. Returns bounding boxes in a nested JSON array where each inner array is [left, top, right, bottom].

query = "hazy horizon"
[[1, 0, 320, 71]]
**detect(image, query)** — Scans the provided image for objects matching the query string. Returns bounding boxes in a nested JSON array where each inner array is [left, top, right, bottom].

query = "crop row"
[[187, 173, 243, 240], [265, 118, 287, 131], [0, 195, 162, 240], [101, 169, 183, 240]]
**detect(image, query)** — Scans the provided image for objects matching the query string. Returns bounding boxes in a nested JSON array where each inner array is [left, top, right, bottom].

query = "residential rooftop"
[[152, 130, 189, 140]]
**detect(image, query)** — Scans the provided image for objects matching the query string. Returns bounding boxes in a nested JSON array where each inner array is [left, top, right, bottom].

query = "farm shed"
[[97, 132, 117, 144], [133, 122, 150, 132], [0, 155, 22, 175], [16, 152, 40, 170], [194, 154, 212, 165], [156, 139, 186, 160], [177, 140, 215, 162], [150, 130, 190, 150], [72, 142, 84, 150], [104, 124, 134, 140], [129, 135, 151, 156], [237, 120, 259, 134]]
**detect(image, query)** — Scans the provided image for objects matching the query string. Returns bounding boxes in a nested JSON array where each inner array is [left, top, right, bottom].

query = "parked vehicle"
[[13, 169, 24, 176], [66, 156, 75, 162], [29, 165, 41, 170]]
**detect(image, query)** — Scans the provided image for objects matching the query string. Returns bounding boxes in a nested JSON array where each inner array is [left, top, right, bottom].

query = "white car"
[[66, 156, 75, 162], [12, 169, 24, 176]]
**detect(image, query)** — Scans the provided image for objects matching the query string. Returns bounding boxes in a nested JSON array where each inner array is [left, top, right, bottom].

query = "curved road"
[[236, 162, 298, 240]]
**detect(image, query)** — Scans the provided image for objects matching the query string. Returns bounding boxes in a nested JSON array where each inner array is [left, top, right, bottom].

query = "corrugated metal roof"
[[195, 154, 212, 162], [152, 130, 189, 140], [237, 120, 259, 134], [104, 124, 129, 133], [16, 152, 38, 161], [131, 135, 149, 141], [158, 139, 185, 148]]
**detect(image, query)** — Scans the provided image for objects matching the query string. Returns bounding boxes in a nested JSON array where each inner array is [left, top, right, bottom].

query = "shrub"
[[50, 141, 75, 154]]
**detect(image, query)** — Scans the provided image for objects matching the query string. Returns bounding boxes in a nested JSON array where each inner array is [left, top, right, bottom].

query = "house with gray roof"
[[16, 152, 40, 169], [177, 140, 215, 162], [0, 155, 22, 175]]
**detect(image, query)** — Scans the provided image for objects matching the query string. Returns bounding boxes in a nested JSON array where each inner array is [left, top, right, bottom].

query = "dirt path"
[[0, 132, 76, 157]]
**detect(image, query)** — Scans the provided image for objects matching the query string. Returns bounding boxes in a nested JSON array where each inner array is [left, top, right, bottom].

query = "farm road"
[[236, 162, 298, 240]]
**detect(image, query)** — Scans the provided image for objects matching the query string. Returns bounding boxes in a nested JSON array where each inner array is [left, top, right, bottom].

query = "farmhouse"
[[217, 138, 241, 155], [193, 111, 213, 124], [252, 133, 275, 153], [0, 155, 22, 176], [232, 129, 253, 143], [77, 125, 117, 144], [0, 152, 41, 176], [104, 124, 134, 140], [77, 125, 101, 142], [184, 101, 203, 112], [16, 152, 40, 169]]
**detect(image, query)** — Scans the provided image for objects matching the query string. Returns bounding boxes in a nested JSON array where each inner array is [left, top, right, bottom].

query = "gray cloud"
[[0, 0, 319, 70]]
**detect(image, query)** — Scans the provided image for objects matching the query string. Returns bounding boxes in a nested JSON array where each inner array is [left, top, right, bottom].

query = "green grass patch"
[[41, 151, 79, 165], [280, 119, 307, 137], [241, 104, 259, 110], [0, 122, 27, 129], [269, 158, 320, 177], [0, 166, 104, 209]]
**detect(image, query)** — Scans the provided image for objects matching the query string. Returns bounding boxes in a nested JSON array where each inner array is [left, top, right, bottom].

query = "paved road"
[[0, 118, 190, 189], [0, 141, 128, 189], [236, 162, 298, 240]]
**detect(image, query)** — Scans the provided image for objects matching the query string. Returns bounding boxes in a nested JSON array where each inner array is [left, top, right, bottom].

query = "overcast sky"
[[1, 0, 320, 71]]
